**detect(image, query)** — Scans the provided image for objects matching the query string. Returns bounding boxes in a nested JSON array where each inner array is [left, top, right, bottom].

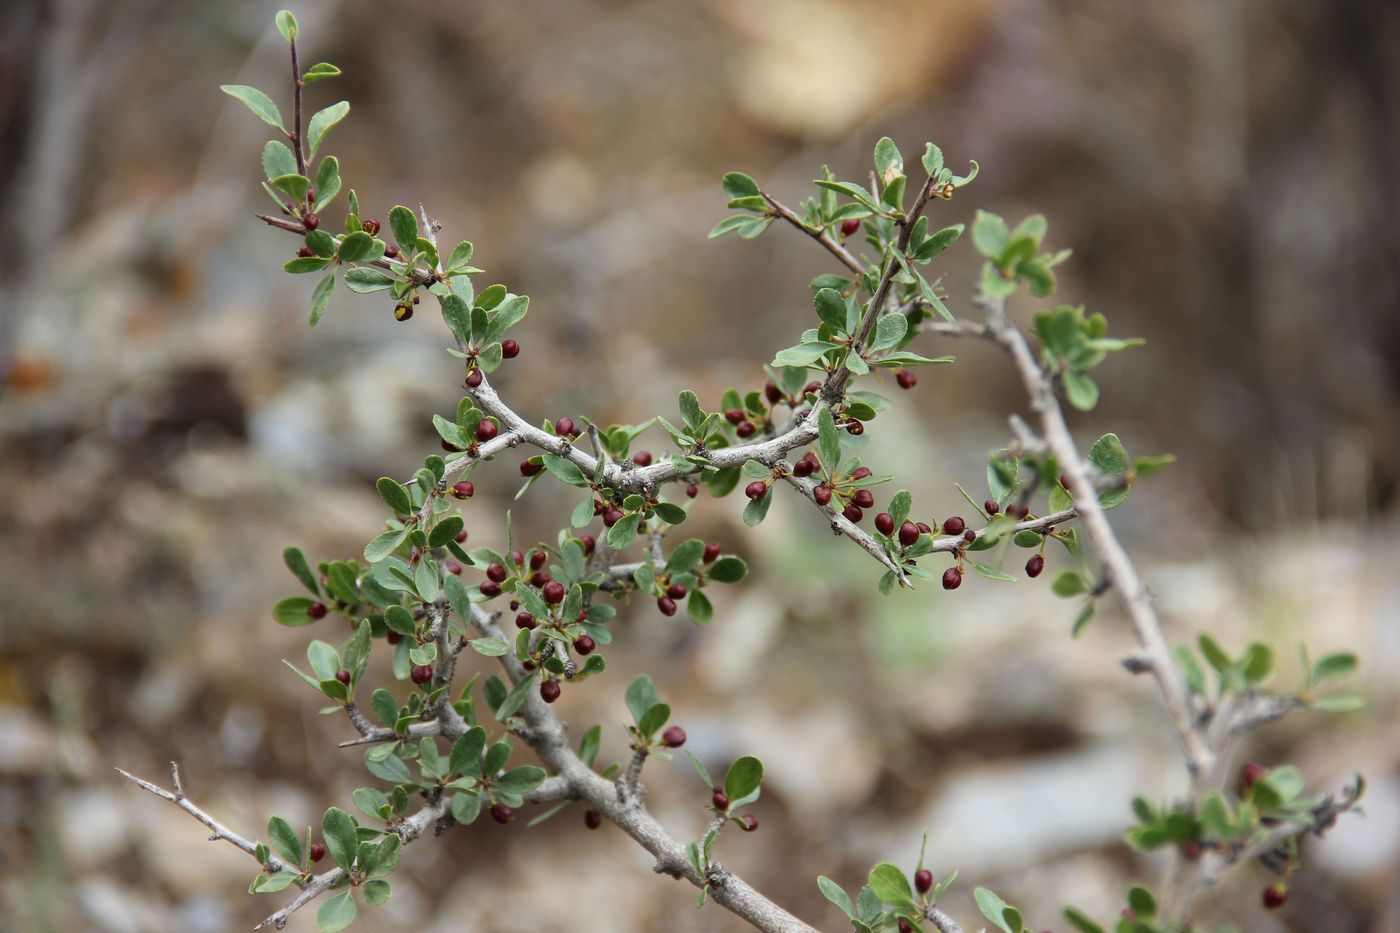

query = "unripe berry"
[[308, 601, 328, 619], [490, 803, 514, 824], [632, 450, 653, 467], [842, 504, 863, 523], [984, 498, 999, 516], [302, 213, 319, 230], [410, 663, 433, 685], [309, 842, 327, 863], [451, 481, 475, 500], [875, 512, 895, 536], [543, 581, 565, 604], [712, 789, 730, 810], [516, 612, 536, 630], [895, 369, 917, 390], [584, 809, 602, 830], [942, 566, 962, 590], [791, 458, 813, 478], [899, 521, 920, 547], [850, 467, 873, 480], [703, 542, 722, 563], [573, 635, 596, 655], [554, 416, 575, 437], [1262, 883, 1287, 910], [765, 381, 783, 404], [1026, 554, 1045, 578], [657, 596, 677, 617], [540, 679, 561, 703], [501, 339, 520, 359], [736, 421, 757, 438], [603, 507, 624, 527], [479, 581, 501, 597], [394, 303, 414, 322], [852, 489, 874, 509], [465, 369, 483, 388], [335, 669, 351, 685], [579, 534, 596, 556], [476, 419, 499, 443], [813, 484, 833, 506], [941, 516, 966, 535], [520, 458, 543, 477], [725, 408, 745, 424], [840, 217, 861, 237], [661, 725, 686, 748], [915, 868, 933, 894], [745, 480, 768, 500], [739, 815, 759, 832]]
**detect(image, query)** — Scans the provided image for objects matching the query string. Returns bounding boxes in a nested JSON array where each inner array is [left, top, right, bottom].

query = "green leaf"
[[388, 205, 418, 251], [362, 879, 392, 905], [275, 10, 298, 41], [365, 751, 411, 788], [262, 140, 297, 181], [868, 863, 917, 911], [971, 211, 1010, 258], [272, 596, 318, 627], [316, 891, 357, 932], [495, 670, 537, 721], [1088, 434, 1129, 474], [376, 477, 412, 516], [638, 702, 670, 739], [724, 755, 763, 802], [220, 85, 284, 130], [742, 488, 773, 526], [1313, 693, 1366, 712], [625, 675, 660, 727], [970, 561, 1017, 582], [1063, 907, 1105, 933], [1063, 371, 1099, 410], [313, 156, 342, 212], [543, 454, 588, 487], [814, 288, 847, 332], [306, 101, 350, 159], [283, 547, 319, 595], [1050, 571, 1084, 597], [818, 876, 855, 919], [607, 511, 640, 549], [687, 589, 713, 625], [344, 267, 395, 294], [869, 313, 908, 353], [1127, 885, 1156, 919], [722, 172, 760, 200], [974, 887, 1017, 933], [1241, 642, 1274, 684], [302, 62, 341, 83], [308, 271, 336, 326], [321, 808, 359, 871], [337, 230, 374, 263], [1197, 634, 1232, 674], [1312, 652, 1358, 683], [707, 555, 747, 583], [818, 409, 841, 477], [267, 815, 302, 866]]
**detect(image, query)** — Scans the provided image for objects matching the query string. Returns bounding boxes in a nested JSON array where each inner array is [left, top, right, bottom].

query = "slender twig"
[[761, 191, 864, 275], [288, 37, 305, 179]]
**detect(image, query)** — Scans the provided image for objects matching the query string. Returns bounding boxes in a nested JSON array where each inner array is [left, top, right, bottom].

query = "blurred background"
[[1, 0, 1398, 930]]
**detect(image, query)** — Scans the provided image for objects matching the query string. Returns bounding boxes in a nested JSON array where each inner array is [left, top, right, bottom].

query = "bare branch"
[[761, 190, 864, 275]]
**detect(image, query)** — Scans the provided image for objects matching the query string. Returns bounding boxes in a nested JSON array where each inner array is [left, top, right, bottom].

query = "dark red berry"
[[490, 803, 514, 824], [554, 417, 575, 437], [501, 339, 520, 359], [852, 489, 874, 509], [1026, 554, 1045, 578], [516, 612, 536, 630], [802, 451, 821, 469], [739, 815, 759, 832], [895, 369, 917, 390], [573, 635, 595, 655], [661, 725, 686, 748], [476, 419, 499, 443], [898, 921, 914, 933], [455, 529, 469, 543], [441, 438, 461, 452], [520, 459, 543, 477], [302, 213, 320, 231], [1262, 883, 1287, 910], [942, 567, 962, 590], [447, 561, 463, 577], [765, 381, 783, 404], [745, 480, 768, 500], [686, 483, 699, 498], [899, 521, 920, 547], [309, 842, 327, 863], [410, 663, 433, 685], [984, 499, 1000, 516], [465, 369, 483, 388], [479, 580, 501, 598], [486, 563, 508, 583], [813, 485, 833, 506], [840, 217, 861, 237], [712, 789, 730, 810], [875, 512, 895, 535], [451, 481, 475, 500], [584, 809, 602, 830], [540, 679, 561, 703], [851, 467, 873, 480], [1239, 762, 1267, 792], [725, 408, 745, 424], [511, 549, 525, 567], [360, 219, 379, 236], [579, 534, 596, 556], [736, 421, 757, 438], [791, 458, 813, 478], [666, 582, 688, 600], [1180, 841, 1202, 861], [296, 245, 315, 258], [914, 868, 933, 894], [916, 521, 932, 534], [632, 450, 653, 467], [843, 504, 864, 523], [963, 529, 976, 543], [386, 629, 402, 645], [657, 596, 677, 617], [335, 669, 351, 685], [307, 601, 328, 619], [703, 542, 722, 563], [941, 516, 966, 535], [543, 581, 565, 604], [530, 550, 548, 571], [384, 243, 399, 258], [603, 507, 624, 527]]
